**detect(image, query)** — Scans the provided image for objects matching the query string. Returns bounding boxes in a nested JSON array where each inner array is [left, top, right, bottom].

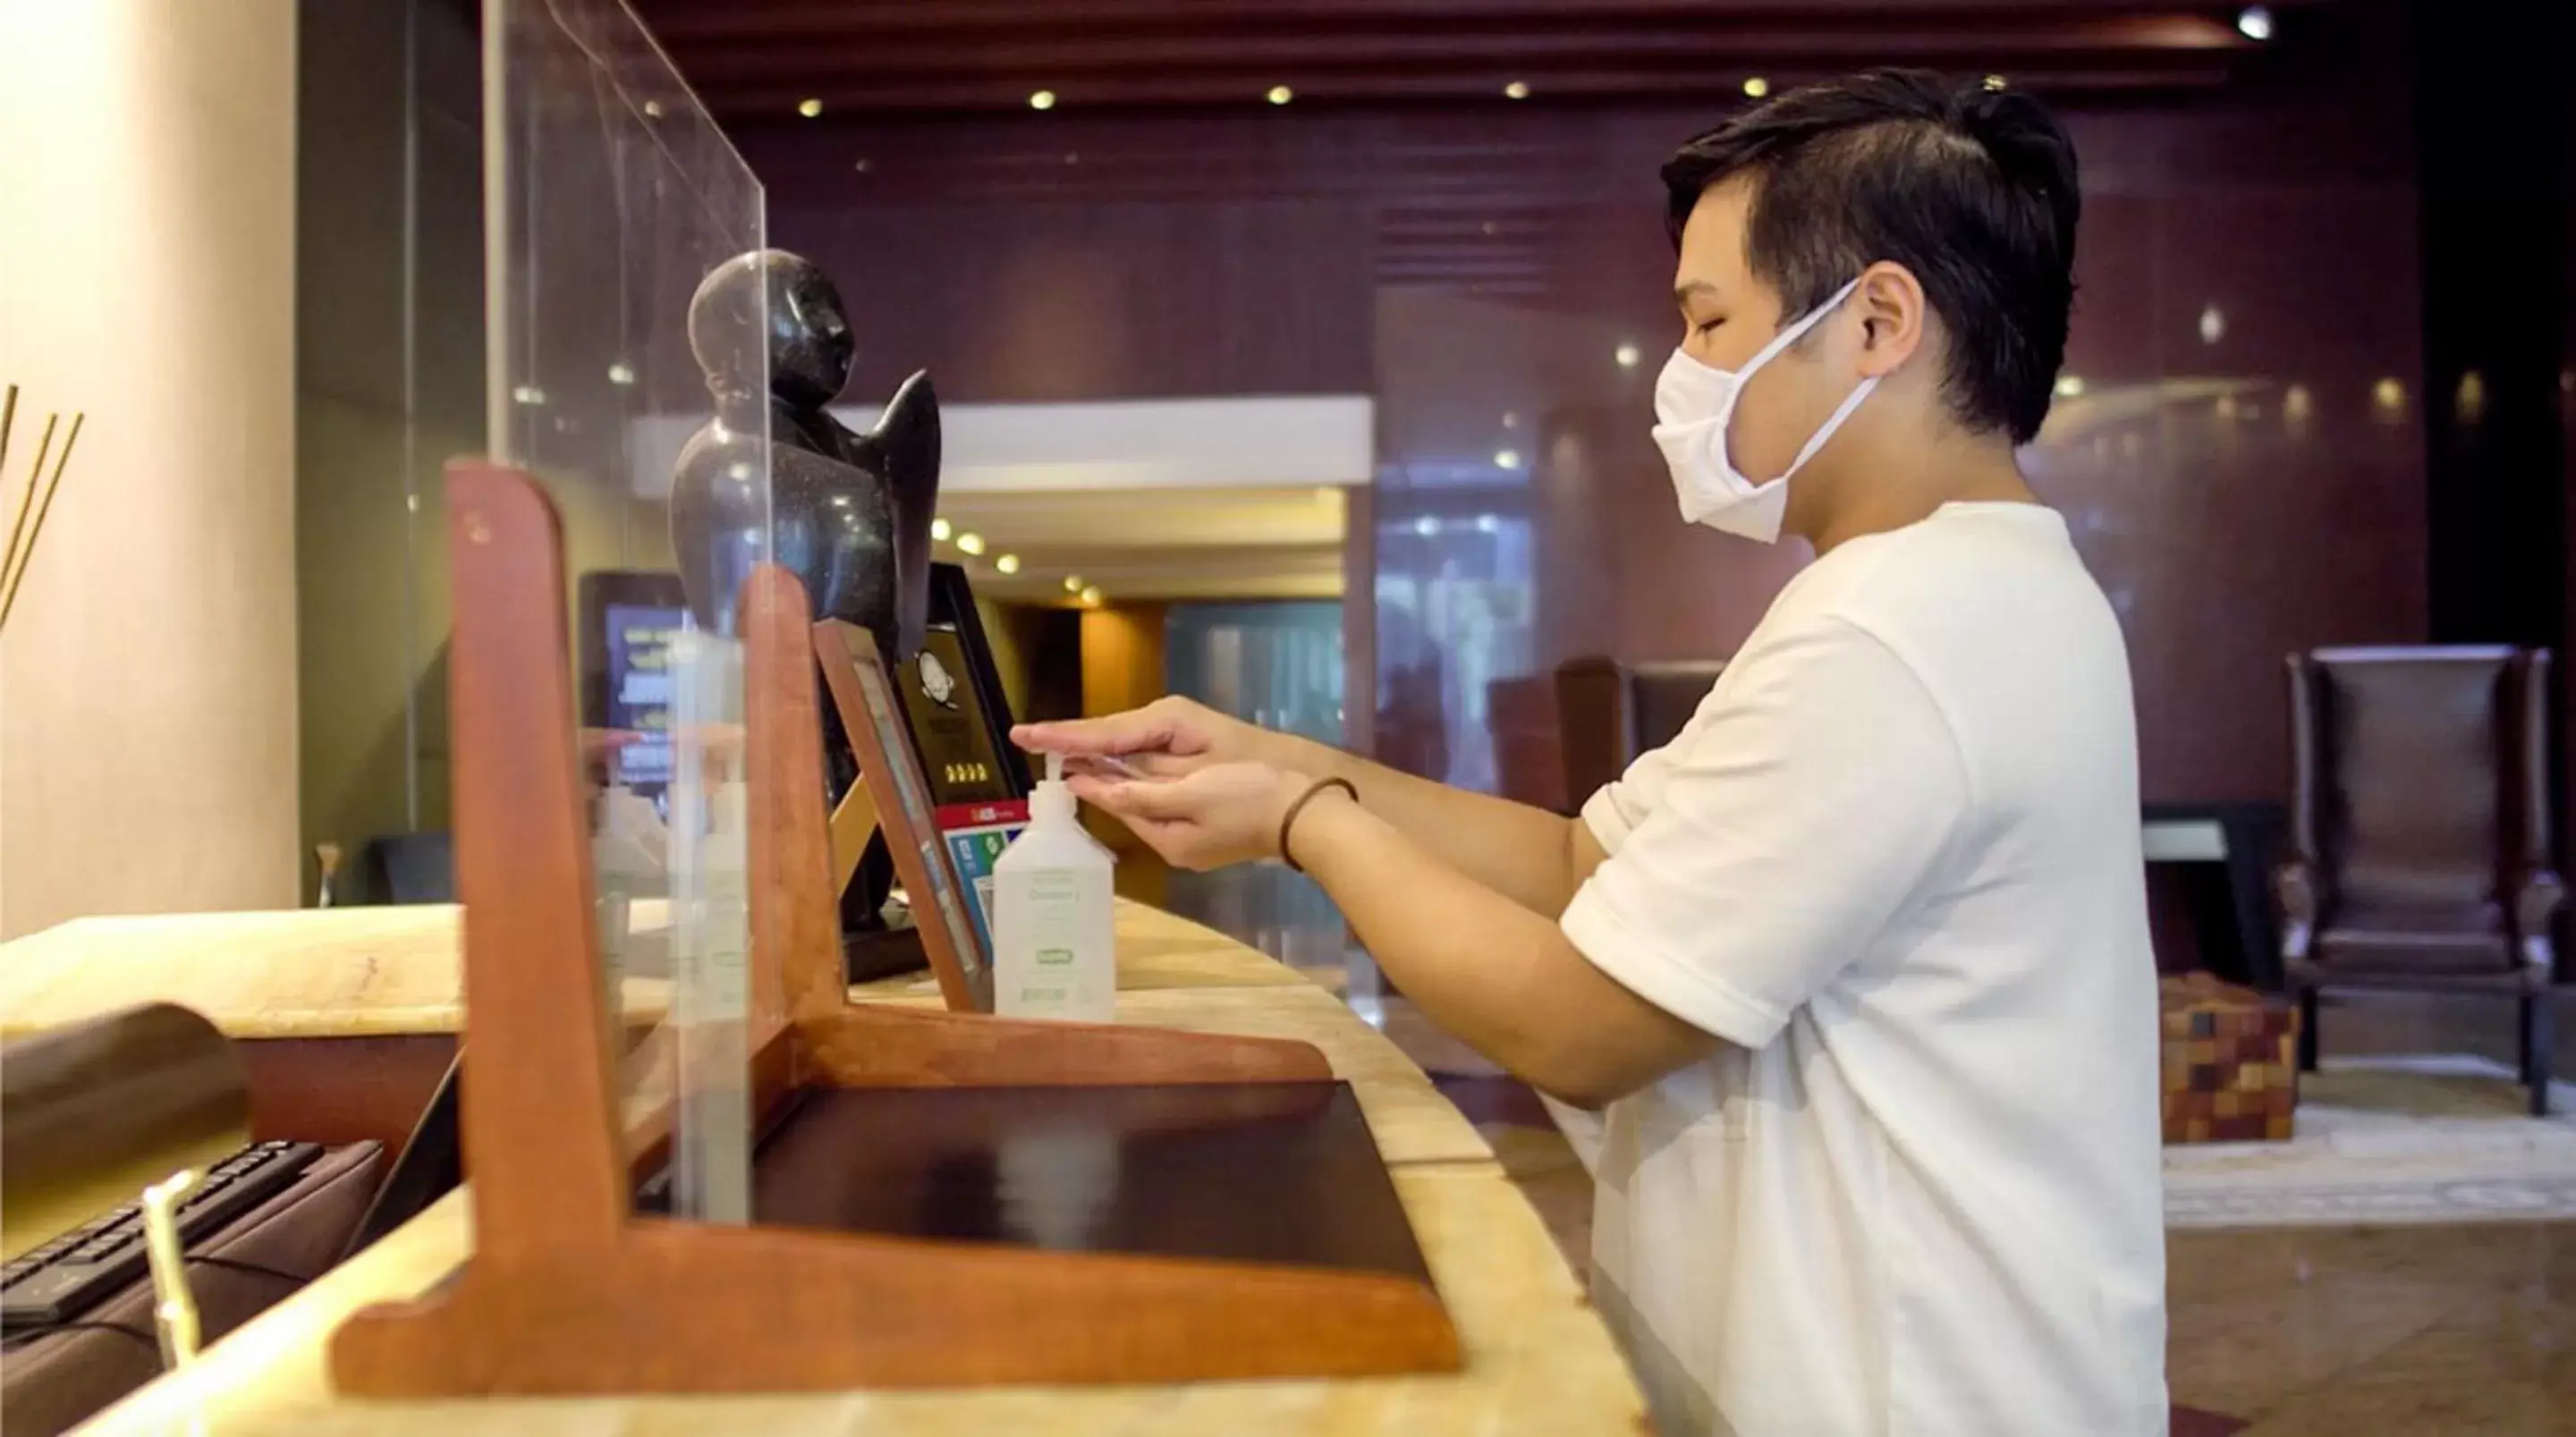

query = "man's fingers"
[[1009, 719, 1116, 755], [1012, 713, 1172, 757], [1062, 779, 1207, 867], [1068, 773, 1195, 821], [1064, 773, 1119, 807]]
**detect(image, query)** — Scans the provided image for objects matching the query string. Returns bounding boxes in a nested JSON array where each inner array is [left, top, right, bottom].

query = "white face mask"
[[1651, 276, 1879, 544]]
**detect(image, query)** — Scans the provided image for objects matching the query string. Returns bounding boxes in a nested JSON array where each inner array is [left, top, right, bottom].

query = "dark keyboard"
[[1, 1140, 322, 1331]]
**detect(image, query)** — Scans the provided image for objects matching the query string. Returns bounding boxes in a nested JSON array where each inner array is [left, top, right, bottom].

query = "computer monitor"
[[577, 571, 691, 807]]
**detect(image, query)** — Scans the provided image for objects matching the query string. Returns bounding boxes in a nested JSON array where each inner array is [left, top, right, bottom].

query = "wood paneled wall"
[[740, 4, 2442, 811], [782, 195, 1378, 404]]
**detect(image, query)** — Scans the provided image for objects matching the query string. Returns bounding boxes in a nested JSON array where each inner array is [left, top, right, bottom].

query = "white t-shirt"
[[1559, 502, 2166, 1437]]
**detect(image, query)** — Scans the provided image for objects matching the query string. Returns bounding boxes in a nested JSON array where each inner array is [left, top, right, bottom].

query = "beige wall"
[[0, 1, 302, 937]]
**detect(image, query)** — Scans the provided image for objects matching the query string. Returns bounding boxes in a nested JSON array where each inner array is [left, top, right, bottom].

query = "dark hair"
[[1661, 70, 2080, 444]]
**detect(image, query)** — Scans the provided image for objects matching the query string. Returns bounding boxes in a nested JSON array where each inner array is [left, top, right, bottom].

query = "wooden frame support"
[[329, 463, 1454, 1397], [826, 785, 878, 898]]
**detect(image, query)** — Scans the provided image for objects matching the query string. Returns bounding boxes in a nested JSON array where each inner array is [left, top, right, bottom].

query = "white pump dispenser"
[[592, 784, 667, 1001], [991, 753, 1117, 1021]]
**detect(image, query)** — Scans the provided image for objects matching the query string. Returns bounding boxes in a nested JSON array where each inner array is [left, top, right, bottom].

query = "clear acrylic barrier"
[[485, 0, 767, 1221]]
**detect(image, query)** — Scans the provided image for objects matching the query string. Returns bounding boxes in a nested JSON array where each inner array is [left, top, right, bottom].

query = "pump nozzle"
[[1032, 749, 1076, 824]]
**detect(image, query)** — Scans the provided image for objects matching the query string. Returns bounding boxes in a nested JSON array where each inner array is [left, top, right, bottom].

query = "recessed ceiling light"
[[797, 98, 823, 118], [2454, 370, 2488, 423], [2199, 304, 2227, 345], [1029, 89, 1057, 111], [1614, 342, 1641, 369], [2236, 5, 2275, 41], [1267, 85, 1294, 106], [606, 362, 636, 386], [1063, 575, 1084, 593], [1493, 449, 1522, 471], [853, 157, 871, 173], [1504, 80, 1530, 100], [1413, 516, 1441, 537], [511, 385, 546, 406], [930, 517, 953, 542], [643, 100, 663, 119], [2054, 375, 2085, 398], [955, 531, 987, 556], [996, 554, 1021, 575], [1475, 514, 1500, 534], [1080, 585, 1105, 607], [2372, 377, 2406, 413], [1983, 74, 2009, 91], [1502, 411, 1519, 429], [1742, 77, 1769, 98]]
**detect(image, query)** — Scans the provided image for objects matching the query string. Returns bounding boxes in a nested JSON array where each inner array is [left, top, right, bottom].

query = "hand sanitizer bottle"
[[993, 754, 1116, 1021], [592, 784, 665, 1003]]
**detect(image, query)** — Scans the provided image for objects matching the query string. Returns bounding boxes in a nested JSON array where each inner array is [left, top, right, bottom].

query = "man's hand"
[[1013, 696, 1268, 782], [1021, 694, 1593, 921], [1069, 763, 1313, 872]]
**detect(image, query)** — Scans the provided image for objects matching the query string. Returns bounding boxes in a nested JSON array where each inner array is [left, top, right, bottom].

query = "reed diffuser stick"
[[0, 412, 82, 634], [0, 385, 18, 483], [1, 413, 56, 587]]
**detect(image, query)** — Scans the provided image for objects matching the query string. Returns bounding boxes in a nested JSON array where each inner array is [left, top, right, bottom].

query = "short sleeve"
[[1581, 734, 1679, 853], [1559, 618, 1969, 1049]]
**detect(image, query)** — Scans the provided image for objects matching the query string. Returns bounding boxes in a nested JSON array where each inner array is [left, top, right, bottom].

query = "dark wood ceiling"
[[631, 0, 2331, 119]]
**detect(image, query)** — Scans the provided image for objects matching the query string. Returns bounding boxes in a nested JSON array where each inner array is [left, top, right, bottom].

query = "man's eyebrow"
[[1674, 280, 1719, 306]]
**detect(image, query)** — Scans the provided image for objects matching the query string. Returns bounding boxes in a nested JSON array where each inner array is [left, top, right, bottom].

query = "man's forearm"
[[1289, 792, 1716, 1107], [1252, 730, 1585, 916]]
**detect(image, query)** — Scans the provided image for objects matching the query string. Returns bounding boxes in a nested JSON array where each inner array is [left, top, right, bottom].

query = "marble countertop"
[[0, 902, 1644, 1433]]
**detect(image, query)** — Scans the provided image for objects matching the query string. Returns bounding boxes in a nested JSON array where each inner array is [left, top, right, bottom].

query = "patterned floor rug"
[[2164, 1055, 2576, 1229]]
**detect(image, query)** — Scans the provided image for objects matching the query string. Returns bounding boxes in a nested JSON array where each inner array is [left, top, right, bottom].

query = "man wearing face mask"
[[1019, 69, 2163, 1437]]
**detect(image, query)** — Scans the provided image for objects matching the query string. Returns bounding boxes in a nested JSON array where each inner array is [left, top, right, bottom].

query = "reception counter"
[[0, 901, 1645, 1434]]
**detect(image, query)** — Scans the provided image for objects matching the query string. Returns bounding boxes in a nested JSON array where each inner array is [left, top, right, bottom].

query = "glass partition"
[[485, 0, 768, 1221]]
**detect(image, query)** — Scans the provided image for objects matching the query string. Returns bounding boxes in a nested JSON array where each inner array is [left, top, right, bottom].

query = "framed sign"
[[814, 619, 993, 1012]]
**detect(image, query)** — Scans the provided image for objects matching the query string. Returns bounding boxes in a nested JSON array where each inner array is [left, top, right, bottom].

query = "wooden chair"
[[1553, 655, 1729, 806]]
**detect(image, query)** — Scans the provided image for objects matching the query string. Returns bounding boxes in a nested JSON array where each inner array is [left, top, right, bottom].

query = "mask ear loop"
[[1738, 275, 1868, 379], [1776, 375, 1880, 483], [1710, 276, 1875, 489], [1727, 275, 1876, 486]]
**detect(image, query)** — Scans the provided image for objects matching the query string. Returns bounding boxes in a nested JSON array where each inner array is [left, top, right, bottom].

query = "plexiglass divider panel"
[[485, 0, 767, 1222]]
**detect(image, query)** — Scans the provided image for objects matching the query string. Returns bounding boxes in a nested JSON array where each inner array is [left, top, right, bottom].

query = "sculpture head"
[[685, 249, 856, 410]]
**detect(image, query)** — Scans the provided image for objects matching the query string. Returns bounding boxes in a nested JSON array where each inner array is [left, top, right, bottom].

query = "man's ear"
[[1854, 261, 1928, 378]]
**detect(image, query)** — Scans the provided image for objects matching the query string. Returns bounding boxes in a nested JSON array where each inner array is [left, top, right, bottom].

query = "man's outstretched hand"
[[1013, 695, 1264, 782]]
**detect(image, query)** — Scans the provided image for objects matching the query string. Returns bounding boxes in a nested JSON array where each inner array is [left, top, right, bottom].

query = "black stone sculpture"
[[669, 249, 939, 662]]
